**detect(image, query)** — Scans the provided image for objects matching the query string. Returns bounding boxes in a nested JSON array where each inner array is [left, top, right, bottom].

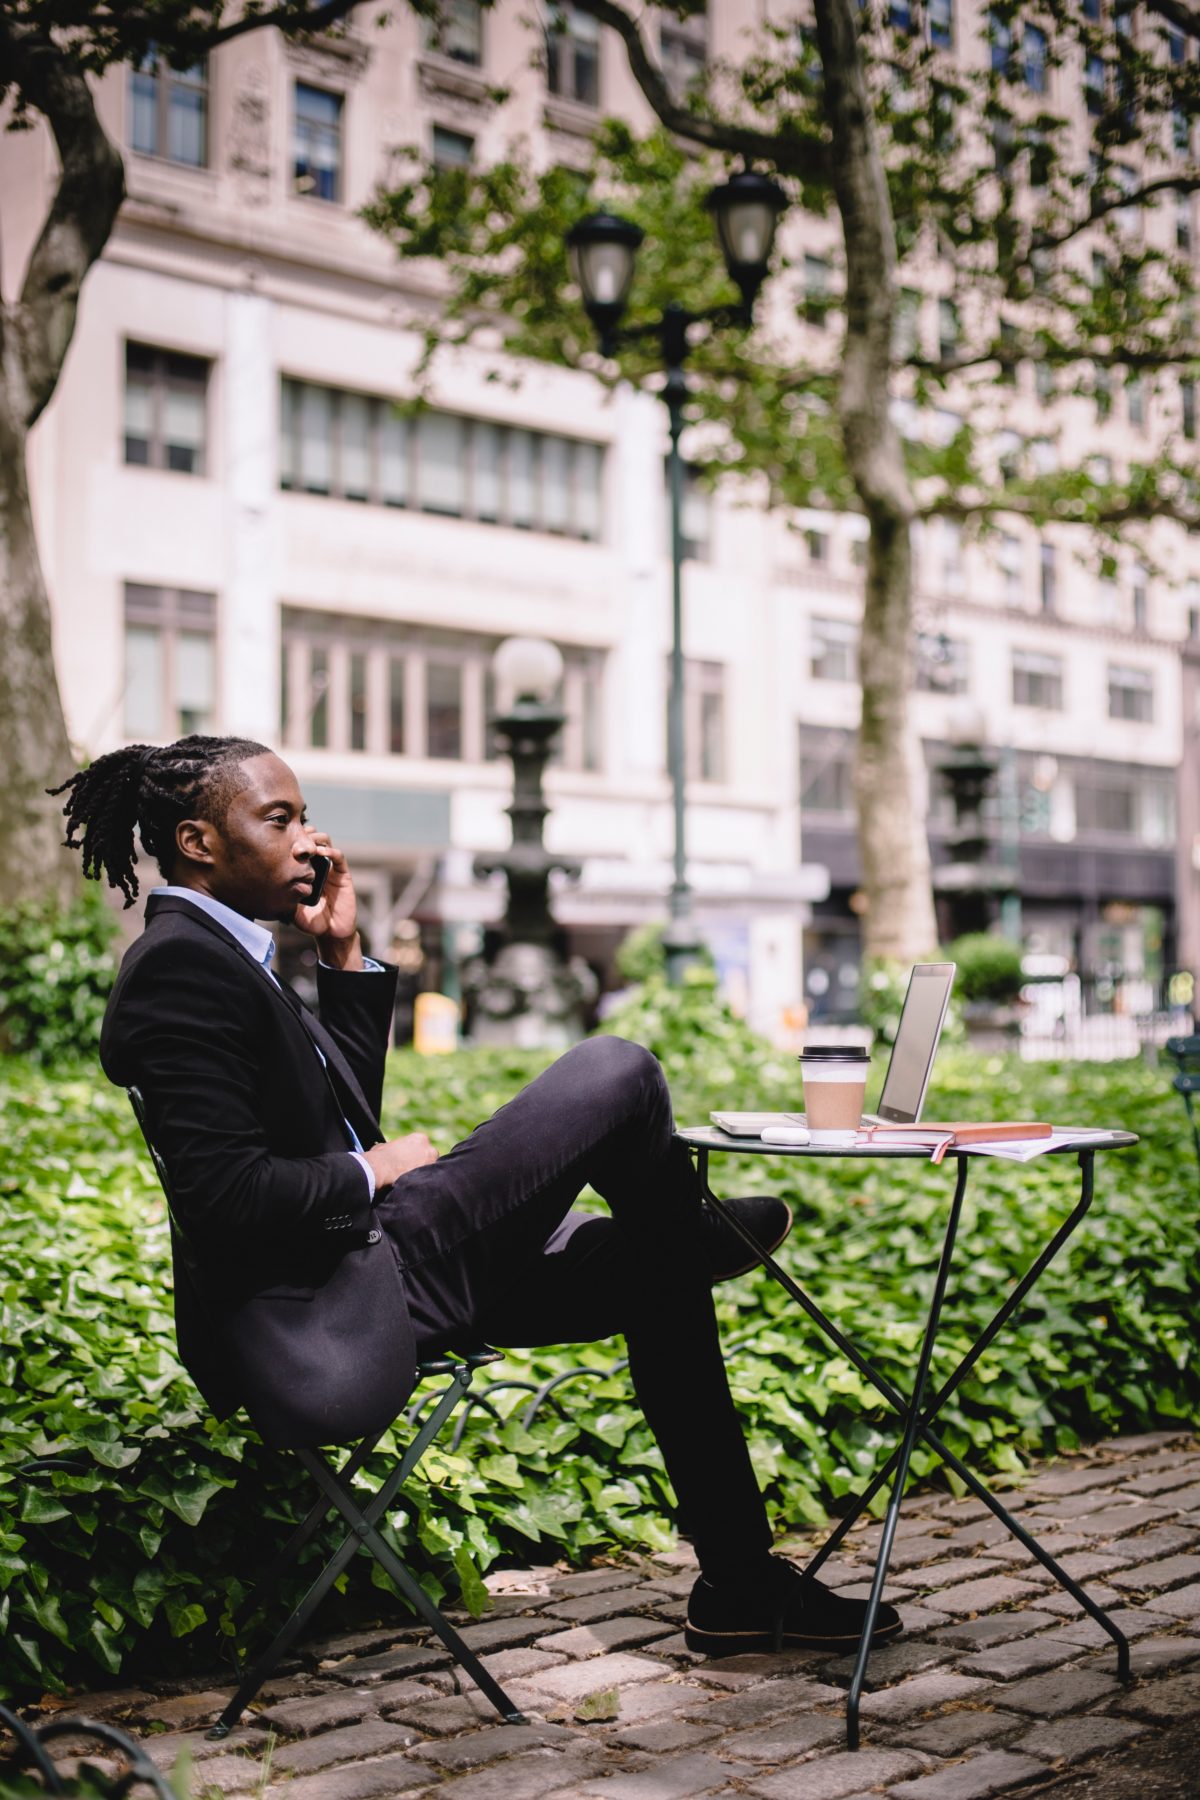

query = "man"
[[54, 733, 900, 1655]]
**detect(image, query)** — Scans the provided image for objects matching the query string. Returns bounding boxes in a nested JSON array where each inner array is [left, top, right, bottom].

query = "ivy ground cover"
[[2, 1000, 1197, 1698]]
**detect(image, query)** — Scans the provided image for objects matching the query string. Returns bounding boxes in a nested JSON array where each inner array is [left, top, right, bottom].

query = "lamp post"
[[932, 703, 1016, 941], [566, 170, 787, 984], [463, 636, 598, 1046]]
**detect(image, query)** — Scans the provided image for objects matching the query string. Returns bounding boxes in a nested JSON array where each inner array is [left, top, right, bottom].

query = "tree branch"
[[1029, 169, 1200, 255], [922, 491, 1200, 530], [4, 22, 125, 430], [201, 0, 364, 52], [1143, 0, 1200, 43], [913, 339, 1200, 379], [569, 0, 828, 181]]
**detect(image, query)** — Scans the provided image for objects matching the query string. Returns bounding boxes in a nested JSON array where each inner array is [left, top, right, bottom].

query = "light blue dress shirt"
[[152, 886, 379, 1197]]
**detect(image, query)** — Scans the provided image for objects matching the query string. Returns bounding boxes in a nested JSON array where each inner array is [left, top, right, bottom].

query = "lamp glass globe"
[[493, 636, 564, 708]]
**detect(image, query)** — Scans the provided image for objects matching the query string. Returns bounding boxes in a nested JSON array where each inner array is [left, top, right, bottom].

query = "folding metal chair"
[[126, 1086, 527, 1739], [1164, 1035, 1200, 1179]]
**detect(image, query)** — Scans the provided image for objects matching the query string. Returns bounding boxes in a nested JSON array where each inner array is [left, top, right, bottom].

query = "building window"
[[1040, 541, 1057, 614], [915, 631, 969, 695], [811, 616, 858, 683], [989, 10, 1012, 76], [124, 584, 216, 740], [806, 528, 829, 564], [280, 381, 605, 540], [660, 3, 707, 104], [803, 255, 831, 326], [664, 460, 713, 562], [432, 125, 474, 169], [940, 518, 963, 591], [892, 288, 921, 360], [1169, 28, 1186, 63], [674, 657, 726, 784], [546, 3, 601, 106], [293, 83, 343, 202], [421, 0, 484, 66], [1108, 665, 1155, 723], [130, 53, 208, 166], [998, 531, 1022, 602], [1085, 54, 1106, 114], [1127, 374, 1145, 427], [1023, 24, 1047, 93], [124, 342, 208, 474], [1131, 561, 1149, 631], [800, 726, 855, 816], [928, 0, 954, 51], [1184, 378, 1197, 441], [1012, 648, 1064, 710], [937, 297, 959, 361], [1178, 193, 1193, 253], [281, 607, 604, 771]]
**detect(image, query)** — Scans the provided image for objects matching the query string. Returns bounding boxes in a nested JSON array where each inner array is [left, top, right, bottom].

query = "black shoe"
[[700, 1196, 793, 1282], [685, 1558, 903, 1656]]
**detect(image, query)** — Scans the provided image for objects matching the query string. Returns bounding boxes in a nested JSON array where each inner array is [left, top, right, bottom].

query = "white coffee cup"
[[798, 1045, 870, 1142]]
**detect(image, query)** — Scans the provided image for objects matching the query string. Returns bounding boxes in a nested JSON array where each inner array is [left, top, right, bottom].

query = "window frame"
[[1107, 663, 1155, 723], [280, 380, 606, 542], [281, 607, 605, 772], [124, 341, 210, 476], [545, 2, 601, 106], [129, 52, 210, 167], [420, 0, 485, 67], [293, 81, 345, 204], [1011, 647, 1064, 711], [810, 616, 859, 683], [124, 583, 219, 740]]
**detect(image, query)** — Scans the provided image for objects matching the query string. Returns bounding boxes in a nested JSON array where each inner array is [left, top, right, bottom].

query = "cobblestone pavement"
[[19, 1431, 1200, 1800]]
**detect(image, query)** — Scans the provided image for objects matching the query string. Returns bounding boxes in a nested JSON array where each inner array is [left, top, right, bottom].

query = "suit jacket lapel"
[[145, 896, 381, 1142], [273, 976, 380, 1143]]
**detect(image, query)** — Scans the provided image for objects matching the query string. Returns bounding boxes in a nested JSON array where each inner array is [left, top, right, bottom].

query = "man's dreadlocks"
[[49, 735, 270, 907]]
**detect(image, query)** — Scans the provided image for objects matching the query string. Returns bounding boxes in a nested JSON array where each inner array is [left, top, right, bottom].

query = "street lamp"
[[566, 168, 787, 984], [464, 636, 598, 1046]]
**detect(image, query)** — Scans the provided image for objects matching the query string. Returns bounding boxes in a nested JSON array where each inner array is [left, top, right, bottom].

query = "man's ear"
[[175, 817, 218, 868]]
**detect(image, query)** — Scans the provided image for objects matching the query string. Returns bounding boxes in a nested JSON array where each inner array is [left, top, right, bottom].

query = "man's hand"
[[364, 1133, 439, 1186], [292, 835, 362, 969]]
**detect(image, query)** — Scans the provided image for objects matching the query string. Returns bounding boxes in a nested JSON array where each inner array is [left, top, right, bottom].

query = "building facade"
[[9, 0, 1198, 1033]]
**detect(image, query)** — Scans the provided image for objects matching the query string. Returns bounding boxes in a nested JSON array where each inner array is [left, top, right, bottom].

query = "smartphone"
[[307, 854, 331, 906]]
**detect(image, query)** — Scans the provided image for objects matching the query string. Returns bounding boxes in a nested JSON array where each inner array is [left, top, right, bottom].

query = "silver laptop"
[[712, 962, 956, 1135]]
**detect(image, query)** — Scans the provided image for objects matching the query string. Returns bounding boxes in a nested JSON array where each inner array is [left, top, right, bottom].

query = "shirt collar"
[[154, 886, 276, 972]]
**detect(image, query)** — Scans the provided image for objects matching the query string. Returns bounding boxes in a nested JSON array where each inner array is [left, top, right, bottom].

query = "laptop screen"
[[876, 963, 956, 1124]]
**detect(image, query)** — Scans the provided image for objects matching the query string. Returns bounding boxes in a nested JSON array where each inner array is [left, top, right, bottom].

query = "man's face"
[[175, 752, 320, 920]]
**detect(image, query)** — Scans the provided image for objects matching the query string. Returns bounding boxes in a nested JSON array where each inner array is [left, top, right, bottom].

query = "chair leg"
[[209, 1367, 527, 1738], [300, 1450, 528, 1726]]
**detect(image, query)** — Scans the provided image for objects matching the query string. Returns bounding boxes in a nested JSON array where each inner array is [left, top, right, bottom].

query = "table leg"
[[844, 1155, 971, 1749], [916, 1422, 1131, 1682], [693, 1143, 1132, 1736], [805, 1152, 1099, 1578]]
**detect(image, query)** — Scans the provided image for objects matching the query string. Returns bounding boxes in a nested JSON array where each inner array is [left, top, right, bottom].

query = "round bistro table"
[[676, 1124, 1139, 1749]]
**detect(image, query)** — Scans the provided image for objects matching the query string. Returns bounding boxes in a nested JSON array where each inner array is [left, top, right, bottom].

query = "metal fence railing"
[[1017, 973, 1191, 1062]]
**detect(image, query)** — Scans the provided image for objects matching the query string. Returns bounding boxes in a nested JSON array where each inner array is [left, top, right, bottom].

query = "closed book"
[[858, 1122, 1052, 1164]]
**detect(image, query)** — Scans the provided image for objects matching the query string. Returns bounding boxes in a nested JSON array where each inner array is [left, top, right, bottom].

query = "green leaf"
[[452, 1544, 490, 1618]]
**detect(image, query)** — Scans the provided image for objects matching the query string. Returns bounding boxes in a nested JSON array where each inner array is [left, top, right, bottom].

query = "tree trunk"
[[0, 400, 77, 905], [0, 22, 125, 908], [813, 0, 938, 962]]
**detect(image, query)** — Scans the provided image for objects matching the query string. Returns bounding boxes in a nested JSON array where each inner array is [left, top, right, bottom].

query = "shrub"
[[948, 932, 1026, 1004], [0, 889, 118, 1064], [613, 922, 716, 987], [3, 1032, 1197, 1700]]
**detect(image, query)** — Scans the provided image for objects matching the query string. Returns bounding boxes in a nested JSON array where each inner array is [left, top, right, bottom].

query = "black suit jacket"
[[100, 894, 415, 1449]]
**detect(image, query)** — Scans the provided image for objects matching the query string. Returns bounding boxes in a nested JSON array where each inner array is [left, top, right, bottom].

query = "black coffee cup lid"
[[797, 1045, 869, 1061]]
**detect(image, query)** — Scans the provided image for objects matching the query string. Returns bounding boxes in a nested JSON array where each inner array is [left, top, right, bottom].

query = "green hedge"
[[3, 989, 1198, 1699]]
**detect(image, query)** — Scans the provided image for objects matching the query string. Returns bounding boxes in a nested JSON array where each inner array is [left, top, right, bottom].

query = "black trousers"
[[374, 1036, 772, 1580]]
